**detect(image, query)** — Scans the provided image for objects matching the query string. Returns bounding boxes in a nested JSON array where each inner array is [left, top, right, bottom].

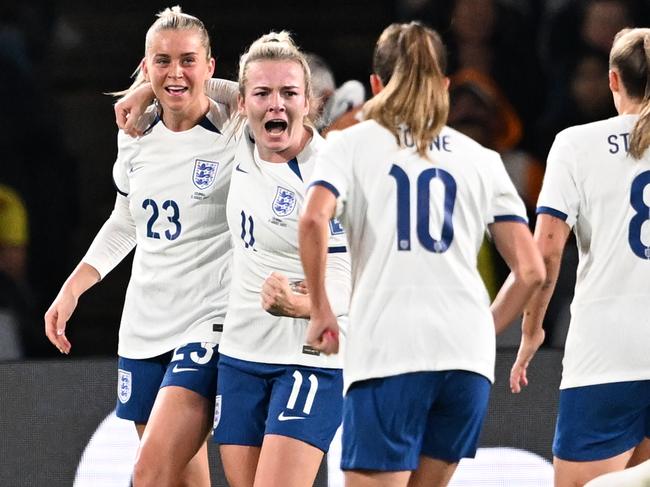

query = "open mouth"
[[264, 119, 288, 134], [165, 86, 188, 95]]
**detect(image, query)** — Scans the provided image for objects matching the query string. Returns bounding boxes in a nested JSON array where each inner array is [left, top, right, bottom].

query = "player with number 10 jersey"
[[310, 122, 527, 390]]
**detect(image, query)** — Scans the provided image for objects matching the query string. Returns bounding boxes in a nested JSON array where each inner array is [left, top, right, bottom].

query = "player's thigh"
[[408, 456, 458, 487], [219, 444, 261, 487], [135, 343, 219, 473], [341, 372, 439, 473], [554, 449, 634, 487], [345, 470, 411, 487], [254, 434, 324, 487], [139, 385, 214, 467], [265, 364, 343, 453], [585, 458, 650, 487], [116, 353, 170, 424], [630, 404, 650, 466], [629, 437, 650, 467], [553, 381, 650, 462]]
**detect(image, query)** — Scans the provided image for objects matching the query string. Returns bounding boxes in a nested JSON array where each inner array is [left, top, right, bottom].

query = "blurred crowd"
[[1, 0, 649, 358]]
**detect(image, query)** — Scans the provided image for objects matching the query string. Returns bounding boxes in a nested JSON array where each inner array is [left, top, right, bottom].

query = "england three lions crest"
[[117, 369, 132, 404], [272, 186, 297, 217], [193, 159, 219, 190]]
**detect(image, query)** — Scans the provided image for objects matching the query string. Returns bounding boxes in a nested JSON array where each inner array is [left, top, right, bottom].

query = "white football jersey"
[[103, 100, 236, 358], [309, 121, 527, 392], [219, 126, 350, 368], [537, 114, 650, 389]]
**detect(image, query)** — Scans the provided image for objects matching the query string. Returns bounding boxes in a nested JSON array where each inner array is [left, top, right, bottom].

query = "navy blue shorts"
[[341, 370, 491, 471], [213, 354, 343, 452], [116, 342, 220, 424], [553, 380, 650, 461]]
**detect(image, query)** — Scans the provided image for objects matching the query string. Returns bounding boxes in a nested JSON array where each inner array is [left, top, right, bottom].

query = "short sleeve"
[[487, 151, 528, 225], [308, 130, 354, 220], [536, 131, 580, 227]]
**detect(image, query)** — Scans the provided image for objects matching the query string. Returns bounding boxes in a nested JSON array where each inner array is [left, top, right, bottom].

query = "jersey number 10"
[[389, 164, 457, 253]]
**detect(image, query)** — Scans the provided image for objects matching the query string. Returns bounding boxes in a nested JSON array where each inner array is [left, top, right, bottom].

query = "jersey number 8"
[[628, 170, 650, 259]]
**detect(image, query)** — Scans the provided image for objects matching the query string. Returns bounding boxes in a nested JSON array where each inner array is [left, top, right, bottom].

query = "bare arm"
[[509, 214, 570, 392], [44, 262, 100, 354], [298, 185, 340, 354], [490, 221, 546, 334], [44, 195, 136, 354]]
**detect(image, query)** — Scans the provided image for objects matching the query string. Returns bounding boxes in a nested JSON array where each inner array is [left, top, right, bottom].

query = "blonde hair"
[[237, 31, 315, 123], [364, 22, 449, 158], [112, 6, 211, 97], [610, 27, 650, 159]]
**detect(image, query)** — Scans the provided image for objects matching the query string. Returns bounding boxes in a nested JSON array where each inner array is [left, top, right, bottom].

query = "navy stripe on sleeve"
[[309, 180, 340, 198], [494, 215, 528, 224], [328, 246, 347, 254], [536, 206, 568, 221]]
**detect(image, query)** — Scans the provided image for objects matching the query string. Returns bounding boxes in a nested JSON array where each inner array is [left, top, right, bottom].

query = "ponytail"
[[364, 22, 448, 159], [629, 34, 650, 159], [610, 28, 650, 159]]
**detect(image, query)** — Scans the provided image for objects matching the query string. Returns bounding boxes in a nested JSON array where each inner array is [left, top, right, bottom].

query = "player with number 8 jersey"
[[536, 113, 650, 390], [509, 27, 650, 486]]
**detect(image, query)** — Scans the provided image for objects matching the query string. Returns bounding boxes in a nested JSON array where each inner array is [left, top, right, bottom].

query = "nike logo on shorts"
[[172, 364, 198, 373], [277, 411, 306, 421]]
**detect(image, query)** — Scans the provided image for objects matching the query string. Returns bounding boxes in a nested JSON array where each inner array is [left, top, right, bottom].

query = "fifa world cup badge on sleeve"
[[117, 369, 132, 404], [272, 186, 297, 217], [192, 159, 219, 190], [213, 395, 222, 429]]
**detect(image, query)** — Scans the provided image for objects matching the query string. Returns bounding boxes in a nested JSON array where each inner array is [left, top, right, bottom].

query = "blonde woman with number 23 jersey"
[[45, 8, 236, 486]]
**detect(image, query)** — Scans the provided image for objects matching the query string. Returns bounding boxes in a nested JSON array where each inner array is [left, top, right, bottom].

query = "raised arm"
[[204, 78, 239, 115], [298, 185, 340, 354], [113, 83, 157, 137], [114, 78, 238, 137], [508, 214, 570, 392]]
